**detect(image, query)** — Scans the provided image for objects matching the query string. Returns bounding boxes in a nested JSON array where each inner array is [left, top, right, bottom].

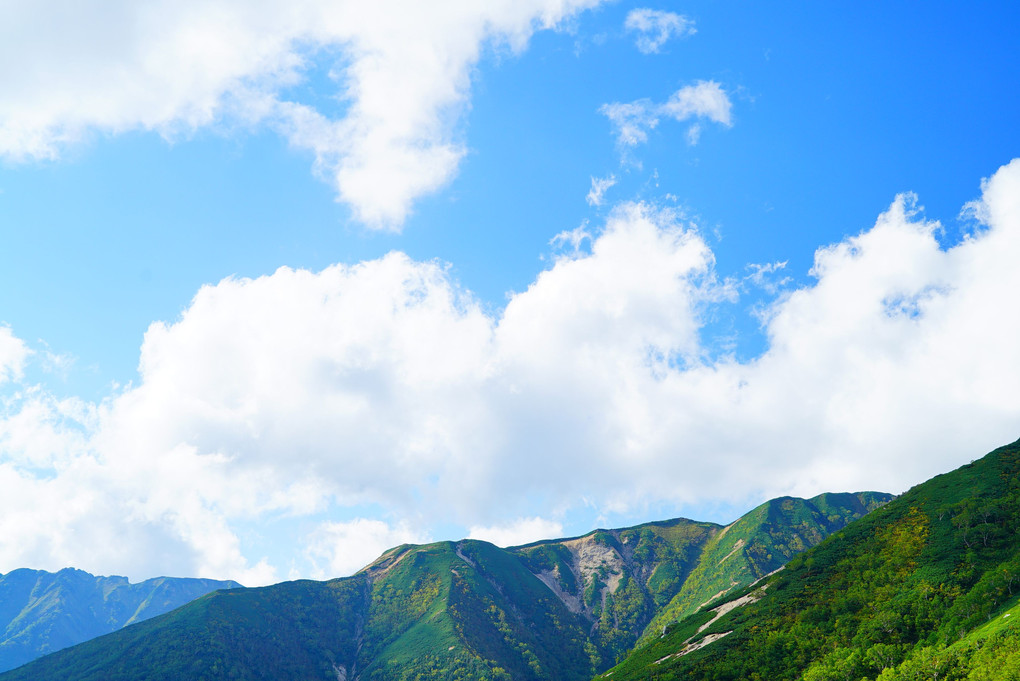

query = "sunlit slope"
[[637, 491, 890, 646], [601, 439, 1020, 681], [0, 495, 887, 680], [355, 539, 594, 680]]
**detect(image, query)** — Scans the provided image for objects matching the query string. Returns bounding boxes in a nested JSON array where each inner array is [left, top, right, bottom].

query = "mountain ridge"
[[0, 567, 241, 673], [0, 490, 889, 680]]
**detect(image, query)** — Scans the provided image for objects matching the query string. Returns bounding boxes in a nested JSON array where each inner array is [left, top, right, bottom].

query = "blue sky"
[[1, 1, 1019, 584]]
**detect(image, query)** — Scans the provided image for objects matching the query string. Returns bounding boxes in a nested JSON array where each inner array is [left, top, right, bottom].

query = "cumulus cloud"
[[0, 0, 602, 228], [2, 161, 1020, 583], [469, 517, 565, 547], [306, 519, 428, 578], [624, 9, 695, 54], [601, 81, 732, 149]]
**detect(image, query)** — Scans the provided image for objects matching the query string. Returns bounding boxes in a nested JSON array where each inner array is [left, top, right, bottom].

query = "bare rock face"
[[511, 520, 719, 662], [533, 567, 583, 613], [570, 535, 625, 589]]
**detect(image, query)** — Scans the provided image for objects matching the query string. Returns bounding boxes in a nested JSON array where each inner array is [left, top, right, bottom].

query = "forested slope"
[[602, 439, 1020, 681]]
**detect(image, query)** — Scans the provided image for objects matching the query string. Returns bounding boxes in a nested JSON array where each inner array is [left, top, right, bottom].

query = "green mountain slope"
[[601, 439, 1020, 681], [509, 493, 890, 666], [0, 493, 887, 681], [638, 492, 890, 646], [0, 542, 592, 681], [0, 568, 241, 673]]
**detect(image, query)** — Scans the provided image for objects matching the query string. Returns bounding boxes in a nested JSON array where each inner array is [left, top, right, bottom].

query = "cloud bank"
[[2, 160, 1020, 584], [0, 0, 601, 228]]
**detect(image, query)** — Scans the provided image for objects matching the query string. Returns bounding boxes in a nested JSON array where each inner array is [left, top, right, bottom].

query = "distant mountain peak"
[[0, 568, 240, 673]]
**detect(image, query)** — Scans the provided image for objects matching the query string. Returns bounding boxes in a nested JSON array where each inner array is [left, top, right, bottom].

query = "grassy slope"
[[354, 540, 593, 681], [637, 491, 891, 646], [601, 439, 1020, 681]]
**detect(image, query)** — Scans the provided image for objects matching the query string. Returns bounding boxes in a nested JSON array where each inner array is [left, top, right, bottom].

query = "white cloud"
[[306, 519, 428, 578], [661, 81, 732, 126], [601, 81, 731, 149], [0, 0, 602, 228], [599, 100, 658, 147], [624, 9, 695, 54], [745, 261, 791, 294], [550, 224, 592, 253], [469, 517, 564, 547], [586, 174, 617, 206], [0, 203, 718, 581], [686, 122, 702, 145], [0, 326, 29, 384], [2, 161, 1020, 584]]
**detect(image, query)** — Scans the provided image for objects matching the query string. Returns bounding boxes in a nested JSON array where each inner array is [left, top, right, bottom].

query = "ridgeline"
[[0, 492, 887, 680], [0, 569, 240, 673]]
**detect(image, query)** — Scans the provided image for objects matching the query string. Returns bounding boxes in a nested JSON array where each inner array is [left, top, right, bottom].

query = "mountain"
[[0, 492, 886, 681], [600, 438, 1020, 681], [512, 492, 890, 662], [633, 491, 891, 647], [0, 568, 241, 673]]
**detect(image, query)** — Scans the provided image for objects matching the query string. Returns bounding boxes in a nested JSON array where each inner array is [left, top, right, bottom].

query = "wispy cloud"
[[599, 100, 658, 147], [744, 261, 791, 294], [624, 9, 695, 54], [601, 81, 732, 149], [550, 224, 592, 253], [586, 174, 617, 206]]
